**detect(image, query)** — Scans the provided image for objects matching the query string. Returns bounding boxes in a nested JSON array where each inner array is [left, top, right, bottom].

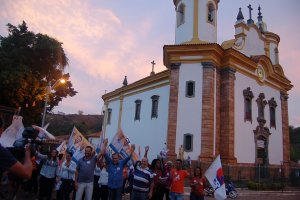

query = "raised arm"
[[144, 145, 149, 159], [9, 144, 32, 179]]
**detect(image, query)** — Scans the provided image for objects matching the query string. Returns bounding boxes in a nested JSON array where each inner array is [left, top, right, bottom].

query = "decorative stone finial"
[[122, 76, 128, 86], [237, 7, 244, 21], [257, 5, 263, 22]]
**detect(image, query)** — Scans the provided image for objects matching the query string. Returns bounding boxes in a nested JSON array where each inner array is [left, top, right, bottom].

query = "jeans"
[[190, 192, 204, 200], [76, 182, 93, 200], [131, 190, 148, 200], [108, 187, 122, 200], [170, 192, 184, 200], [39, 176, 55, 200]]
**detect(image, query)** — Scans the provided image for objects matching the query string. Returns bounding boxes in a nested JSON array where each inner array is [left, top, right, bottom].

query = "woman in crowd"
[[190, 167, 206, 200], [150, 158, 164, 200], [98, 159, 109, 200], [57, 150, 77, 200], [36, 148, 59, 200], [92, 158, 102, 200]]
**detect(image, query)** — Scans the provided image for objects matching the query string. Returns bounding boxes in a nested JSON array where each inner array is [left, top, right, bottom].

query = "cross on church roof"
[[150, 60, 156, 75], [247, 4, 254, 24]]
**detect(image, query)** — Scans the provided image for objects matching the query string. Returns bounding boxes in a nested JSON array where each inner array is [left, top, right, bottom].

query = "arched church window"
[[151, 95, 159, 119], [243, 87, 254, 122], [186, 81, 195, 98], [177, 3, 185, 27], [207, 2, 215, 25], [183, 133, 193, 152], [134, 99, 142, 121], [268, 97, 277, 129], [274, 47, 279, 64]]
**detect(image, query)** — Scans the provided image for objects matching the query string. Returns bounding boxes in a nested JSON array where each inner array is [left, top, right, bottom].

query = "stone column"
[[166, 63, 181, 160], [281, 92, 290, 178], [219, 67, 237, 164], [199, 62, 215, 162]]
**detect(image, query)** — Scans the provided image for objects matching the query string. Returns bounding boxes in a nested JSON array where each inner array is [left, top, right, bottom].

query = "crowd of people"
[[1, 139, 208, 200]]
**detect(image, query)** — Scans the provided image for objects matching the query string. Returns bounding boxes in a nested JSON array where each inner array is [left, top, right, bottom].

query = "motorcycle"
[[204, 185, 214, 196], [226, 181, 238, 199], [204, 181, 238, 199]]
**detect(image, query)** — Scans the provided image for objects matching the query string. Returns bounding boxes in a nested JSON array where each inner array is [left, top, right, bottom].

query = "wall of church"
[[104, 99, 120, 141], [105, 82, 170, 160], [234, 72, 283, 165], [176, 63, 203, 160], [269, 42, 277, 64], [239, 27, 265, 57], [175, 1, 194, 44]]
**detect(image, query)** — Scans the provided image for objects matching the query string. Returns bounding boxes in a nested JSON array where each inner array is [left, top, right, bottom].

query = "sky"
[[0, 0, 299, 127]]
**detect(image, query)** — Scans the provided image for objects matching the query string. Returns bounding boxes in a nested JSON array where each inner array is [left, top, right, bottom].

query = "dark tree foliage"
[[0, 21, 77, 126], [289, 126, 300, 162]]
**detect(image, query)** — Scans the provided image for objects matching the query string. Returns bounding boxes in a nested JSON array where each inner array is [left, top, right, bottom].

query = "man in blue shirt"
[[75, 146, 101, 200], [101, 138, 135, 200]]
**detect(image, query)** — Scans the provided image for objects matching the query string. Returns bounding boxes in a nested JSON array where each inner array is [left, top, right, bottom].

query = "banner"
[[204, 155, 227, 200], [68, 126, 92, 163], [0, 115, 24, 147], [108, 129, 138, 164], [56, 140, 67, 155], [94, 131, 104, 154]]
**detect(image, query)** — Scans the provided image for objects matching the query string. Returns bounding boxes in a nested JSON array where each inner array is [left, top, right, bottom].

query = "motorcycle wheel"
[[229, 191, 237, 199]]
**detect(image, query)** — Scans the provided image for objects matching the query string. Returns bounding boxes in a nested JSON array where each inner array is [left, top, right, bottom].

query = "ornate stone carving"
[[253, 117, 271, 165], [243, 87, 254, 100], [268, 97, 277, 108], [256, 93, 267, 120]]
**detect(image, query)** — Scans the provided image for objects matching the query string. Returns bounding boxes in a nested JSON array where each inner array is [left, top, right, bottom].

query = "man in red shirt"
[[170, 159, 190, 200]]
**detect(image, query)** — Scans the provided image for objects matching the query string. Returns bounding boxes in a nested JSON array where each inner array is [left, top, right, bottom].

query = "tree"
[[290, 126, 300, 162], [0, 21, 77, 126]]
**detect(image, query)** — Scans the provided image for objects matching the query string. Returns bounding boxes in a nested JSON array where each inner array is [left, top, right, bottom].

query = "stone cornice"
[[102, 70, 169, 102]]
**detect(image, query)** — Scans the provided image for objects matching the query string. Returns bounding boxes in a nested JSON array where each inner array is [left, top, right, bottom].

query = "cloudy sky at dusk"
[[0, 0, 299, 127]]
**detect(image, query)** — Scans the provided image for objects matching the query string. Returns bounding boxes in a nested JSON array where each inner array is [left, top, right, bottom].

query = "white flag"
[[204, 155, 227, 200], [32, 124, 56, 140], [0, 115, 24, 147]]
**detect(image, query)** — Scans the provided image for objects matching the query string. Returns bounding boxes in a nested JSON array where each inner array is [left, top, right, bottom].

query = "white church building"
[[102, 0, 292, 178]]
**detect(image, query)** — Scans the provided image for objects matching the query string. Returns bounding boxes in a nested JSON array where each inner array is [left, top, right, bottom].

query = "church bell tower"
[[173, 0, 219, 44]]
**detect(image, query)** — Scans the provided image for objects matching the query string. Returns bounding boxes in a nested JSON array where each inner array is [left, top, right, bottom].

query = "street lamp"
[[41, 78, 65, 127]]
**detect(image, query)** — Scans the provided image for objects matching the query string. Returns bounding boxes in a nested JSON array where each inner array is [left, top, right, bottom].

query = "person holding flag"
[[190, 167, 206, 200], [204, 155, 227, 200], [100, 138, 136, 200]]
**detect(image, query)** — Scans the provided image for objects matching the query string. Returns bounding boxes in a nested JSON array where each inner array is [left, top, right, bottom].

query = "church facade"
[[102, 0, 292, 178]]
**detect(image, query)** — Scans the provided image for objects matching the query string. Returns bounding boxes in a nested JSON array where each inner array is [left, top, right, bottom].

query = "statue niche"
[[254, 115, 271, 178]]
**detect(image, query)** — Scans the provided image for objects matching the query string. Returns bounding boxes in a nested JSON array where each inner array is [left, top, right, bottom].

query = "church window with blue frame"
[[183, 133, 193, 152], [186, 81, 195, 98], [151, 95, 159, 119], [134, 99, 142, 121]]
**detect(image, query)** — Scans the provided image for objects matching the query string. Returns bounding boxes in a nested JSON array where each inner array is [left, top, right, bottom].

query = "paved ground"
[[1, 186, 300, 200]]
